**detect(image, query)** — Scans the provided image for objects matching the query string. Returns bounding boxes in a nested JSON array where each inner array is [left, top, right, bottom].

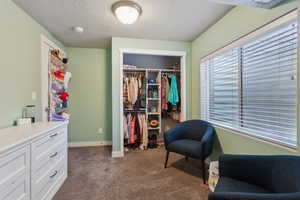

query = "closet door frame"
[[118, 48, 187, 157], [41, 35, 66, 122]]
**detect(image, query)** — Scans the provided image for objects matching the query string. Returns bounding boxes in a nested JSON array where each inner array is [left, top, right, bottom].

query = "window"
[[201, 13, 298, 148]]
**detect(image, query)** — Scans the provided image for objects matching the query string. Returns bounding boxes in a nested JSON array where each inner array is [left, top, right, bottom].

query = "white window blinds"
[[208, 49, 239, 128], [241, 21, 298, 147], [201, 15, 298, 148]]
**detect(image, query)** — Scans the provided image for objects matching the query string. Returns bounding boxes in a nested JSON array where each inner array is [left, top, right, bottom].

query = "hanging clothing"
[[124, 77, 130, 103], [64, 72, 72, 89], [127, 76, 139, 105], [140, 75, 147, 108], [134, 116, 141, 146], [123, 113, 148, 149], [139, 114, 148, 150], [168, 74, 179, 105], [133, 78, 139, 105], [123, 114, 130, 140], [161, 76, 170, 111], [129, 116, 136, 144]]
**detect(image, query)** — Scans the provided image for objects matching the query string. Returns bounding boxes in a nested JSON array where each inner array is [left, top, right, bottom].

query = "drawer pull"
[[50, 170, 58, 178], [50, 133, 58, 138], [50, 152, 58, 158]]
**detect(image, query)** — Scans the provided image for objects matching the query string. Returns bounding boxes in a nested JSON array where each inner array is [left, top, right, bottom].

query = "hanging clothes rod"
[[123, 68, 180, 72], [123, 68, 146, 72], [124, 110, 146, 113], [123, 65, 180, 72], [161, 69, 180, 72]]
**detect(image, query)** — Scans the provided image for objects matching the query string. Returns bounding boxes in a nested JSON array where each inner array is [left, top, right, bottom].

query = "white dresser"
[[0, 122, 68, 200]]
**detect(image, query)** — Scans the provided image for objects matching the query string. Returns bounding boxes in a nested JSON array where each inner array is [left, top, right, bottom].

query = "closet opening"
[[120, 49, 187, 155]]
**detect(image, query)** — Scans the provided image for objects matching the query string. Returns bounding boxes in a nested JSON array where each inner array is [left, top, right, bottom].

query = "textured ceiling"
[[13, 0, 233, 48]]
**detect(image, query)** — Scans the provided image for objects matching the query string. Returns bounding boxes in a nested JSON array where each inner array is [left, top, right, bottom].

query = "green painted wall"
[[111, 37, 192, 152], [67, 48, 112, 142], [0, 0, 64, 128], [191, 1, 300, 158]]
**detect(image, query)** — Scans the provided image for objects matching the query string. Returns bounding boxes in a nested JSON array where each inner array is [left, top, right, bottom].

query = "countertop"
[[0, 121, 68, 153]]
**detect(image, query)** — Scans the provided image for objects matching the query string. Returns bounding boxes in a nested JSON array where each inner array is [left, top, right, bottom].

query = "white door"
[[41, 35, 65, 122]]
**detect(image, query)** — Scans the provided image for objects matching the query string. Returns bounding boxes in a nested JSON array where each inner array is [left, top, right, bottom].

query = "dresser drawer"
[[0, 146, 30, 200], [0, 173, 29, 200], [32, 155, 67, 200], [31, 126, 67, 160], [32, 140, 67, 178]]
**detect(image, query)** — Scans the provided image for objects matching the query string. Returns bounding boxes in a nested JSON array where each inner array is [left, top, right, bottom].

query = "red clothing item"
[[130, 116, 136, 144], [54, 71, 65, 80], [59, 92, 69, 102]]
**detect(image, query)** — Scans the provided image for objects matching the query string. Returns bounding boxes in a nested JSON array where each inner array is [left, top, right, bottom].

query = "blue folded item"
[[148, 78, 156, 83]]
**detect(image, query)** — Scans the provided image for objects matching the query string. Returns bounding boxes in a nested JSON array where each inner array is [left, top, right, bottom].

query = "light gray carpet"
[[54, 146, 210, 200]]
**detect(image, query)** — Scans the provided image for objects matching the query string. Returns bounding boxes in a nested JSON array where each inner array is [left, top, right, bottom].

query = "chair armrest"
[[164, 124, 187, 148], [208, 192, 300, 200], [201, 125, 215, 159]]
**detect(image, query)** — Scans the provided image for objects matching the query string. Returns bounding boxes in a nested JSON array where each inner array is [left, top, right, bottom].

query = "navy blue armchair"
[[209, 154, 300, 200], [164, 120, 215, 183]]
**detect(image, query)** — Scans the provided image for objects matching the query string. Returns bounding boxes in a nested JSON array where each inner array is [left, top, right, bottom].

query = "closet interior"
[[123, 53, 183, 152]]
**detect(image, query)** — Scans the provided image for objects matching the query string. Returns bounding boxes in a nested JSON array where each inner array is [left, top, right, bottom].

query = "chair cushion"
[[167, 139, 202, 159], [215, 177, 270, 194]]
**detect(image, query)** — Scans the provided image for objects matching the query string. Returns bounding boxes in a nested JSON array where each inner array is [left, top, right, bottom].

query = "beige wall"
[[67, 48, 112, 143], [0, 0, 64, 128], [191, 1, 300, 158]]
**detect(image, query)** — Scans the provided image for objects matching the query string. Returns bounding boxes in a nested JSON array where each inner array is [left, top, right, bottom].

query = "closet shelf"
[[147, 112, 160, 115], [148, 83, 160, 86], [124, 109, 146, 112], [148, 98, 159, 100], [148, 127, 160, 130]]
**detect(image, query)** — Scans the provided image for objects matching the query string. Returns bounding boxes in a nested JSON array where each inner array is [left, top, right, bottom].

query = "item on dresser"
[[16, 118, 32, 126], [22, 104, 36, 123]]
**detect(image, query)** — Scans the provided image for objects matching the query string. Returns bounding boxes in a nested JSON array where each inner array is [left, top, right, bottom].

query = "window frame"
[[200, 10, 298, 149]]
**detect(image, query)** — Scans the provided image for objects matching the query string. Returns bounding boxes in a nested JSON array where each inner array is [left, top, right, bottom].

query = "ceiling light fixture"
[[72, 26, 84, 33], [112, 1, 142, 25]]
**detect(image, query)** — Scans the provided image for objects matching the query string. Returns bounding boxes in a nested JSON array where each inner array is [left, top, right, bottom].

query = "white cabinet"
[[0, 146, 30, 200], [0, 122, 68, 200]]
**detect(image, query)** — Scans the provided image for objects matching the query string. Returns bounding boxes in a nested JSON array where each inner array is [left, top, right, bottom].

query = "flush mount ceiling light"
[[72, 26, 84, 33], [112, 1, 142, 24], [208, 0, 284, 9]]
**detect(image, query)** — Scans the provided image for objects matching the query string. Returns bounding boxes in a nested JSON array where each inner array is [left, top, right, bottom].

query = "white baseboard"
[[68, 141, 112, 148], [112, 151, 124, 158]]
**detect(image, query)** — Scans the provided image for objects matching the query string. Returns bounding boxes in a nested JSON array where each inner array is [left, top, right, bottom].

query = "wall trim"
[[41, 34, 66, 122], [68, 141, 112, 148], [118, 48, 188, 157], [112, 151, 124, 158]]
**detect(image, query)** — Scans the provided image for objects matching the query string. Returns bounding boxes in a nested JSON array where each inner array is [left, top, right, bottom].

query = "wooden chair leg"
[[164, 151, 170, 168], [185, 156, 189, 162], [202, 159, 206, 184]]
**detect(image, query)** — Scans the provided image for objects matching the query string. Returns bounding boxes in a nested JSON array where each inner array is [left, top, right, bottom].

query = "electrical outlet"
[[98, 128, 103, 134]]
